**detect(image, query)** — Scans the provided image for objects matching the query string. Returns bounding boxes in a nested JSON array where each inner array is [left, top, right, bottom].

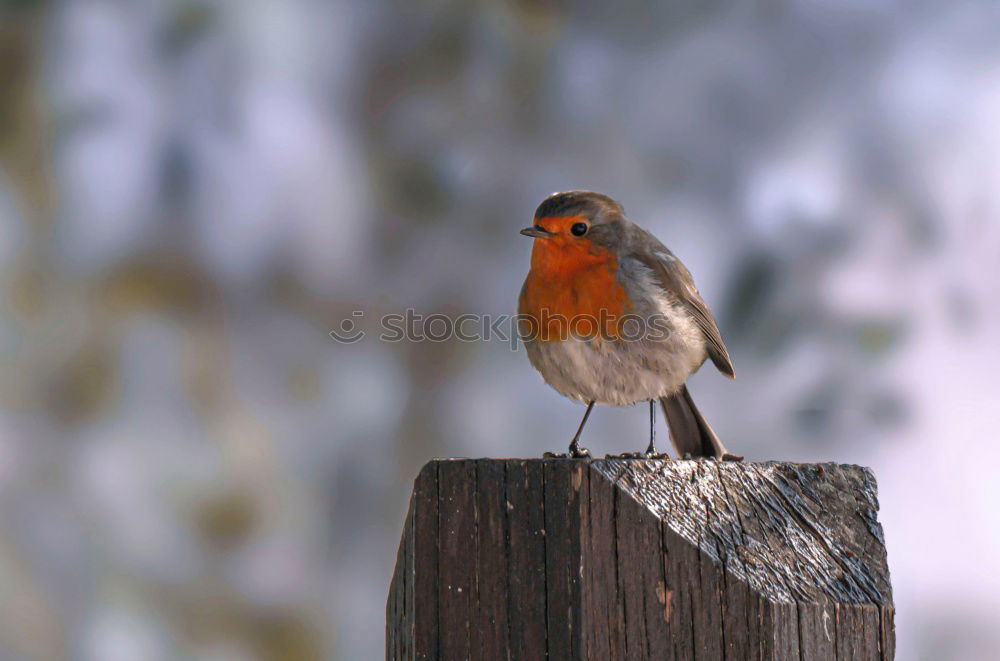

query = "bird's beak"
[[520, 225, 554, 238]]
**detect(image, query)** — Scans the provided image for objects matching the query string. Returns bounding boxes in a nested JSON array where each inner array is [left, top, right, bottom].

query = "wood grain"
[[387, 459, 894, 659]]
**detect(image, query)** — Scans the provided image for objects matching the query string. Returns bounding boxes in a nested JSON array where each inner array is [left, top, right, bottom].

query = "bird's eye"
[[570, 222, 589, 236]]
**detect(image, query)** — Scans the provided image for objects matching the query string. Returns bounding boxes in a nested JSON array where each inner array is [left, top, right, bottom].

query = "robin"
[[518, 190, 741, 460]]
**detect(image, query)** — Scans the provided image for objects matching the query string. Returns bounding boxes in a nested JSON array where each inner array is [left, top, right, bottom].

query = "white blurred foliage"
[[52, 2, 167, 270], [1, 0, 996, 659]]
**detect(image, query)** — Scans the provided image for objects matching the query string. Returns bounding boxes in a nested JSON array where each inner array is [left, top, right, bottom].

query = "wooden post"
[[387, 459, 894, 660]]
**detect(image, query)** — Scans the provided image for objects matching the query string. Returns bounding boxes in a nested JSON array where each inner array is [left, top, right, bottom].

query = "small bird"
[[518, 190, 741, 460]]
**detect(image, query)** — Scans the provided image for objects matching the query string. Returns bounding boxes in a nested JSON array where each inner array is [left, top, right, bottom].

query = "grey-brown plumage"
[[659, 385, 738, 460], [519, 190, 740, 460], [631, 245, 735, 378]]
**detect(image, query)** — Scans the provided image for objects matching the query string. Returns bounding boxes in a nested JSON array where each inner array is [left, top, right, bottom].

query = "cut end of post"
[[387, 458, 895, 660]]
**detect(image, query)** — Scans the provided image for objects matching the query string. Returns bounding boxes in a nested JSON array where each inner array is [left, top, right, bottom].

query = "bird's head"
[[521, 191, 627, 270]]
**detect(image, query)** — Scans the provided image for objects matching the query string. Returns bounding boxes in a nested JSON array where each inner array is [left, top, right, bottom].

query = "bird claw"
[[544, 444, 591, 459]]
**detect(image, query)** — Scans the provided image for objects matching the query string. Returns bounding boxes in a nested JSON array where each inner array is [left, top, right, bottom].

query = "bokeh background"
[[2, 0, 999, 658]]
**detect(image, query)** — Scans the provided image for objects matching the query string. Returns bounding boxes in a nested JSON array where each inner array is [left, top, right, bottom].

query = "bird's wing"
[[632, 246, 736, 378]]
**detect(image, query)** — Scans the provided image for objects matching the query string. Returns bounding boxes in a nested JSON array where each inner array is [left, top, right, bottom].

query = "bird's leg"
[[644, 399, 657, 456], [566, 400, 594, 458], [609, 400, 673, 460], [607, 401, 663, 459], [544, 401, 595, 458]]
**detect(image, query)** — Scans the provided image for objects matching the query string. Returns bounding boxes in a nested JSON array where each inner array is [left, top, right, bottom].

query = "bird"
[[517, 190, 741, 460]]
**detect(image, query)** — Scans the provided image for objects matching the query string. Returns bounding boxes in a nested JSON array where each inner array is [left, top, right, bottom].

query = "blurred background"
[[1, 0, 998, 658]]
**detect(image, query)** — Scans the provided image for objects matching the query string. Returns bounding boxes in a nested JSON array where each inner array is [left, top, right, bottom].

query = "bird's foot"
[[544, 443, 591, 459], [641, 443, 672, 460]]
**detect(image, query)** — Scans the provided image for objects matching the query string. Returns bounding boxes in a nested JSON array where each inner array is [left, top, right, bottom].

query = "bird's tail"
[[659, 385, 742, 460]]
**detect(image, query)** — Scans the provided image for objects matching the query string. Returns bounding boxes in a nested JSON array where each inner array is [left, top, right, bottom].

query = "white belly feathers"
[[522, 259, 707, 406]]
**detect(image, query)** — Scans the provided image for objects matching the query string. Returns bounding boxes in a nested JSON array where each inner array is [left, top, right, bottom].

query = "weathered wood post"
[[387, 458, 894, 660]]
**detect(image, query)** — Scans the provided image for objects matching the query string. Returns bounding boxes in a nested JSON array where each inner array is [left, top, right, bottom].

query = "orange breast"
[[519, 221, 630, 342]]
